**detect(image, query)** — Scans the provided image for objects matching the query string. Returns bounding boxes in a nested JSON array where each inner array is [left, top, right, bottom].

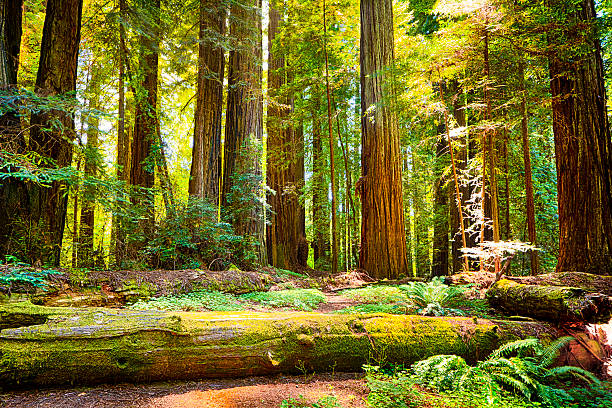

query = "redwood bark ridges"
[[189, 0, 227, 203], [359, 0, 409, 279]]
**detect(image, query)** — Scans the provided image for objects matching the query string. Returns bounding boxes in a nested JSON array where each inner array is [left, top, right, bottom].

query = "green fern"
[[409, 336, 600, 407], [399, 277, 467, 316]]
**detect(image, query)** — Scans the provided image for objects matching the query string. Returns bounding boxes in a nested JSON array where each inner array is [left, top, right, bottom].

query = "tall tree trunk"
[[266, 0, 306, 270], [359, 0, 409, 279], [311, 95, 330, 268], [113, 0, 130, 266], [189, 0, 226, 203], [130, 0, 160, 252], [549, 0, 612, 274], [0, 0, 26, 260], [78, 64, 102, 268], [432, 116, 450, 277], [28, 0, 83, 266], [519, 59, 538, 275], [323, 0, 339, 275], [222, 0, 264, 260]]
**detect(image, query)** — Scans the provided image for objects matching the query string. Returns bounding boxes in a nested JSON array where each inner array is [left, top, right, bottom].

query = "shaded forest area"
[[1, 0, 611, 279]]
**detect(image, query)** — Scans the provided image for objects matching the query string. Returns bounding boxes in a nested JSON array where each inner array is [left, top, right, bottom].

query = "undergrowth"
[[280, 395, 342, 408], [365, 337, 609, 408], [128, 290, 243, 311], [339, 285, 407, 304], [240, 289, 327, 311]]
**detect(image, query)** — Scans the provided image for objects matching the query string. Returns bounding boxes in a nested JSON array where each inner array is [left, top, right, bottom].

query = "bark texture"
[[78, 65, 102, 268], [129, 0, 160, 249], [0, 0, 26, 260], [359, 0, 409, 279], [222, 0, 264, 243], [549, 0, 612, 274], [189, 0, 227, 203], [0, 302, 559, 389], [27, 0, 83, 265], [432, 109, 449, 277], [266, 1, 306, 270]]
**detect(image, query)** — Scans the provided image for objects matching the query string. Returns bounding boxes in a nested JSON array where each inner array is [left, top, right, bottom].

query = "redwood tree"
[[266, 0, 306, 270], [28, 0, 83, 265], [130, 0, 160, 245], [189, 0, 227, 203], [359, 0, 409, 279], [222, 0, 264, 249], [0, 0, 25, 259], [548, 0, 612, 274]]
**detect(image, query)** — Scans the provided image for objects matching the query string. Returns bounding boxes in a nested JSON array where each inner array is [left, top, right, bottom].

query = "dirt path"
[[0, 373, 368, 408]]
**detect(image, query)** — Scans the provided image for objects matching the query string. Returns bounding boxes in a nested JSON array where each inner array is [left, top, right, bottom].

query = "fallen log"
[[486, 279, 612, 323], [504, 272, 612, 297], [0, 302, 559, 390]]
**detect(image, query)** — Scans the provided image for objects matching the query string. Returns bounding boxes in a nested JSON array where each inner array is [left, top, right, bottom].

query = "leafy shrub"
[[340, 285, 408, 304], [143, 197, 258, 270], [280, 395, 342, 408], [0, 262, 62, 293], [241, 289, 327, 311], [334, 303, 413, 315], [128, 290, 243, 312], [410, 337, 600, 407], [399, 277, 467, 316]]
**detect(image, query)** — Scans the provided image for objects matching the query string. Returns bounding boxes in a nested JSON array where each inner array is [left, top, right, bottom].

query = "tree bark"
[[359, 0, 409, 279], [311, 94, 330, 268], [189, 0, 227, 203], [0, 0, 26, 260], [266, 0, 306, 270], [113, 0, 130, 266], [548, 0, 612, 274], [27, 0, 84, 266], [129, 0, 160, 252], [432, 107, 449, 277], [519, 59, 538, 275], [0, 303, 559, 389], [78, 64, 102, 268], [222, 0, 264, 260]]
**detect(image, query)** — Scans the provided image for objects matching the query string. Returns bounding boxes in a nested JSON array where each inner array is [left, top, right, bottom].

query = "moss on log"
[[505, 272, 612, 297], [0, 302, 559, 390], [487, 279, 612, 323]]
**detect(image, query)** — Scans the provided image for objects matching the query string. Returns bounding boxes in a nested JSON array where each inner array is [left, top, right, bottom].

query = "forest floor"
[[0, 373, 369, 408]]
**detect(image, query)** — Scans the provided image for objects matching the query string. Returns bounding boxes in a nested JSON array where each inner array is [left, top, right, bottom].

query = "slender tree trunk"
[[449, 81, 469, 273], [359, 0, 409, 279], [432, 115, 450, 277], [266, 0, 306, 270], [189, 0, 226, 203], [222, 0, 264, 258], [113, 0, 130, 266], [130, 0, 160, 252], [79, 65, 102, 268], [311, 95, 330, 268], [519, 59, 538, 275], [323, 0, 339, 275], [28, 0, 83, 266], [549, 0, 612, 274], [0, 0, 26, 260]]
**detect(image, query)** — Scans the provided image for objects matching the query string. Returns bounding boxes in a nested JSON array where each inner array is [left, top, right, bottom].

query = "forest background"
[[1, 0, 611, 279]]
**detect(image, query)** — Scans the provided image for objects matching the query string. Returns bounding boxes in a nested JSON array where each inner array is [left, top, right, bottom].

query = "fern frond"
[[489, 372, 533, 399], [537, 336, 574, 368], [545, 365, 601, 384], [488, 338, 540, 360]]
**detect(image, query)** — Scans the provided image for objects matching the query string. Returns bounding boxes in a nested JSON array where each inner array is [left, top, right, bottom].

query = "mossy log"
[[505, 272, 612, 296], [0, 302, 559, 390], [487, 279, 612, 323]]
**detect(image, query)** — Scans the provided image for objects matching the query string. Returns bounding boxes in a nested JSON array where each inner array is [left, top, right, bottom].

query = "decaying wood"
[[0, 302, 559, 389], [486, 278, 611, 323]]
